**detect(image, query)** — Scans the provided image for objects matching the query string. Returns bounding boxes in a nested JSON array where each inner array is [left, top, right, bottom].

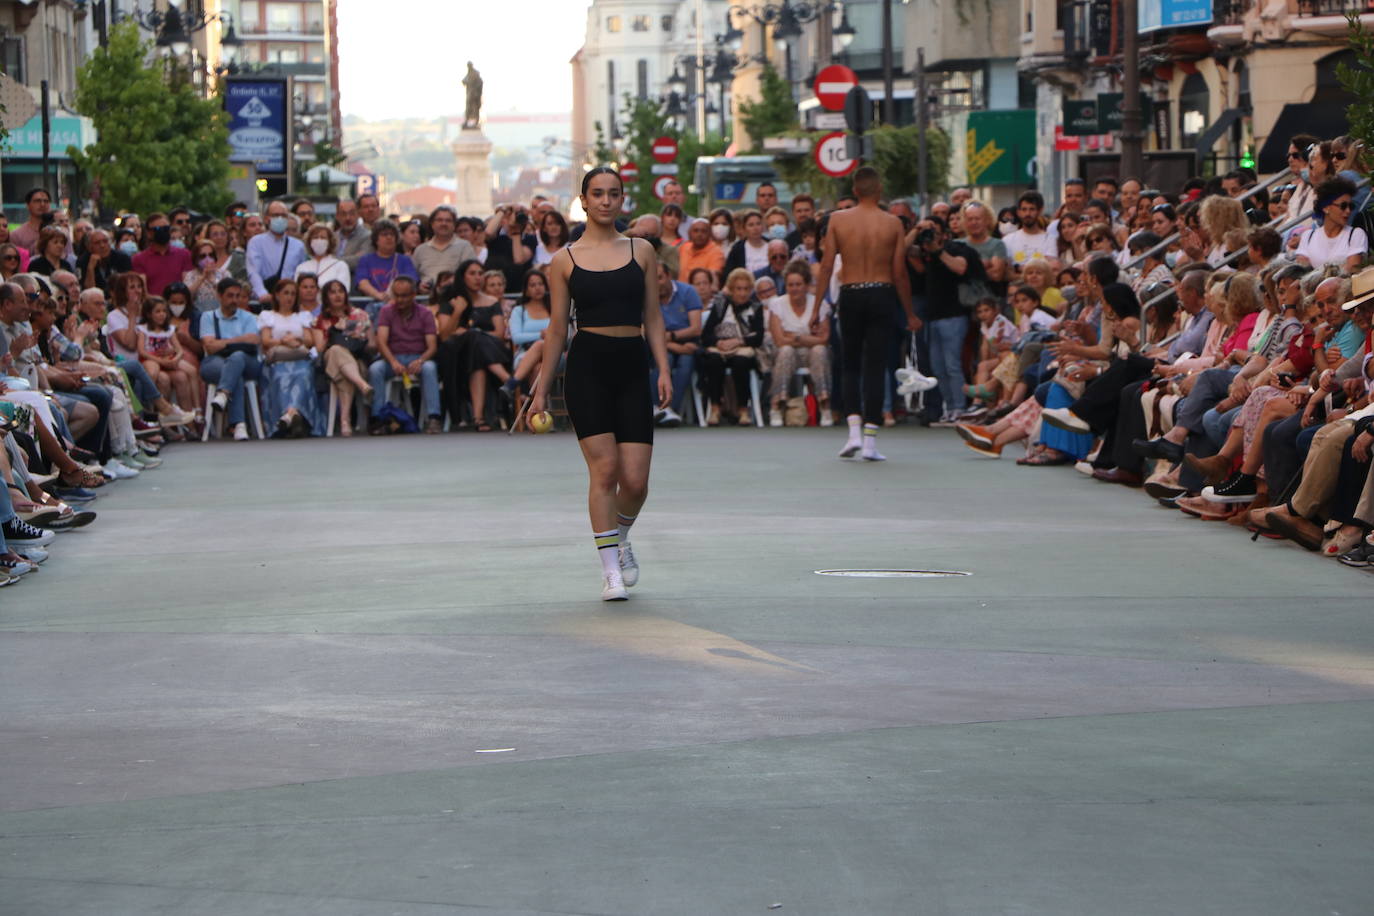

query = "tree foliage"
[[610, 94, 726, 218], [737, 65, 799, 152], [591, 120, 615, 166], [775, 125, 951, 206], [1338, 13, 1374, 172], [71, 21, 232, 214]]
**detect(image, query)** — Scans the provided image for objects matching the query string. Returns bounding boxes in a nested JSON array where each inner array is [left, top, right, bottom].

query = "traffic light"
[[1240, 148, 1256, 170]]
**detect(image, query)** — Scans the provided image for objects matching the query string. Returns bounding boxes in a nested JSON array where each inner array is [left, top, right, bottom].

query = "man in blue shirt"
[[650, 261, 702, 426], [199, 278, 263, 440], [246, 200, 307, 305]]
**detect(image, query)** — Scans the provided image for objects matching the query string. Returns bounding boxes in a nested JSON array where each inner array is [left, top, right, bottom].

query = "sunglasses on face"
[[1, 255, 17, 262], [1334, 152, 1347, 161], [1331, 201, 1353, 211], [1288, 151, 1305, 160]]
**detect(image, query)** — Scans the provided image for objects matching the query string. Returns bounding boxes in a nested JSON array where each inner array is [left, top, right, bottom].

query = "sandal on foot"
[[1017, 451, 1073, 466], [59, 467, 104, 489]]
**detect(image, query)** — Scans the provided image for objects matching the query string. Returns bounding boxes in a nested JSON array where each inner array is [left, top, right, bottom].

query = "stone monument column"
[[453, 62, 494, 217]]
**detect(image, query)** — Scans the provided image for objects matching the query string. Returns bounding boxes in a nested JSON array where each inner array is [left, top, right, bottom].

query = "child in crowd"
[[137, 296, 198, 422], [965, 297, 1020, 408]]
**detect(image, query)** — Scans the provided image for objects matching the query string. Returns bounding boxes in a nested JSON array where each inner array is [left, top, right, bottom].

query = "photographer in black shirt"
[[907, 215, 986, 425]]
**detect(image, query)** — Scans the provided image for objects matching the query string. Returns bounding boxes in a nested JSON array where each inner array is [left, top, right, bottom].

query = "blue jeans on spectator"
[[0, 476, 14, 552], [650, 349, 696, 415], [201, 351, 263, 426], [115, 356, 160, 411], [369, 354, 440, 419], [928, 315, 969, 415], [1203, 404, 1242, 449]]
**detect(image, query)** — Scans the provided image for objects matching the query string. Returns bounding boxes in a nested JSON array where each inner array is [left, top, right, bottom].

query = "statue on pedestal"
[[462, 62, 483, 130]]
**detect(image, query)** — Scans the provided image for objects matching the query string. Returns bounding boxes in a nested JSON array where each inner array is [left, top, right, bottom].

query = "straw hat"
[[1341, 266, 1374, 310]]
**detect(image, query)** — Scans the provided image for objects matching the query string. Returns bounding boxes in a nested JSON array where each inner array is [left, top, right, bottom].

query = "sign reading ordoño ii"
[[224, 77, 290, 177]]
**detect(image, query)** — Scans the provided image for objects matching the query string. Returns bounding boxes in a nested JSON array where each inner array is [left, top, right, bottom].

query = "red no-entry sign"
[[814, 64, 859, 112], [621, 161, 640, 181], [651, 136, 678, 163]]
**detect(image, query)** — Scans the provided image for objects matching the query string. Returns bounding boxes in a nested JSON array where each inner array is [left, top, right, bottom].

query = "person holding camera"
[[485, 206, 537, 291], [907, 214, 985, 425]]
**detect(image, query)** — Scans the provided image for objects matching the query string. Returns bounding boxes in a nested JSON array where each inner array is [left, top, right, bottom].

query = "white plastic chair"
[[201, 380, 265, 441]]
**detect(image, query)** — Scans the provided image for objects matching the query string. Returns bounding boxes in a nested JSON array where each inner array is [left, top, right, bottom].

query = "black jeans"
[[702, 351, 756, 407], [839, 285, 899, 426]]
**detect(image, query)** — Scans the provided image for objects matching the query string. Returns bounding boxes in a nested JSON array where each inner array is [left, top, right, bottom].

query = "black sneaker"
[[1202, 472, 1258, 504], [2, 517, 55, 546], [1338, 542, 1374, 568]]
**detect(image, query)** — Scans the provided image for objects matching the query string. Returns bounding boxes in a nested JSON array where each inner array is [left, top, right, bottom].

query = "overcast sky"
[[337, 1, 589, 120]]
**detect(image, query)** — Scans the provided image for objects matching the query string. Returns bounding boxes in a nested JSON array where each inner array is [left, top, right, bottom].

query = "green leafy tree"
[[70, 21, 231, 214], [591, 120, 615, 166], [775, 125, 950, 206], [617, 94, 672, 218], [737, 65, 799, 152], [1338, 13, 1374, 171]]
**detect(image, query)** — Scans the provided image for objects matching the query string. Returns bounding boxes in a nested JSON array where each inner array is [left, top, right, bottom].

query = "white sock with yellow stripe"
[[594, 529, 621, 578]]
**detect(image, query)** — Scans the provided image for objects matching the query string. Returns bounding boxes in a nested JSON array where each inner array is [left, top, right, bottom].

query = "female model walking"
[[529, 168, 673, 600]]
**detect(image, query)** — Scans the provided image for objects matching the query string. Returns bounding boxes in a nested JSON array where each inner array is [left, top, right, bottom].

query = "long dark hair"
[[520, 268, 551, 312], [320, 279, 350, 318]]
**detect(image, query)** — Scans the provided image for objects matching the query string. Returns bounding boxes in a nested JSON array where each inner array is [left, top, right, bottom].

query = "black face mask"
[[152, 225, 172, 245]]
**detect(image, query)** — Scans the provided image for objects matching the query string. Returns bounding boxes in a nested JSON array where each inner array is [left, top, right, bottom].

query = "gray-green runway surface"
[[2, 427, 1371, 915]]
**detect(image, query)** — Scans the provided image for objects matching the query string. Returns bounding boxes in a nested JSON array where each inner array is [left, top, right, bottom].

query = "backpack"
[[370, 402, 419, 435]]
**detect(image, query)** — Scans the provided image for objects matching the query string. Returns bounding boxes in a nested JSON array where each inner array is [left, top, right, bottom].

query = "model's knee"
[[618, 476, 647, 504]]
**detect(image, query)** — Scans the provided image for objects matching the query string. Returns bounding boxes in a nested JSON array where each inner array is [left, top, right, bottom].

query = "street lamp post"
[[727, 1, 842, 98]]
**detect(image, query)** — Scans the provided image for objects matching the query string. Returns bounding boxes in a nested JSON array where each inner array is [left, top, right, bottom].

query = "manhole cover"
[[814, 569, 971, 579]]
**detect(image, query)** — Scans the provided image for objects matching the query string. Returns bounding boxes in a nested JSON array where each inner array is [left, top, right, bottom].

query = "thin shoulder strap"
[[566, 245, 577, 267]]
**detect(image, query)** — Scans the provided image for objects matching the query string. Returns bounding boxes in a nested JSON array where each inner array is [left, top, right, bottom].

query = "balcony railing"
[[1213, 0, 1250, 24], [1294, 0, 1374, 14]]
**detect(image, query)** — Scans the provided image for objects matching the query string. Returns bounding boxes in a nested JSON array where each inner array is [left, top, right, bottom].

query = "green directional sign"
[[964, 109, 1035, 186]]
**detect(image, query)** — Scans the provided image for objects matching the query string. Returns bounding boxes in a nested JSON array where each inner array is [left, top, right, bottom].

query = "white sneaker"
[[1042, 406, 1091, 433], [1074, 460, 1095, 476], [619, 541, 639, 587], [159, 406, 196, 427], [862, 442, 887, 462], [232, 422, 250, 441], [819, 411, 834, 427], [601, 571, 629, 601], [657, 407, 682, 428], [17, 546, 48, 564], [0, 558, 35, 577], [210, 391, 229, 412], [769, 412, 784, 428], [895, 367, 939, 395], [102, 460, 139, 480]]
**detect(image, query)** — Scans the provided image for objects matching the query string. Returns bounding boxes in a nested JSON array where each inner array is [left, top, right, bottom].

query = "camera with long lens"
[[916, 227, 936, 246]]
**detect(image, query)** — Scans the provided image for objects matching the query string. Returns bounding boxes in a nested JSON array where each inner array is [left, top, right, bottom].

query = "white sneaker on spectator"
[[657, 407, 682, 427], [769, 412, 784, 427], [619, 541, 639, 587], [17, 546, 48, 564], [232, 422, 250, 441], [159, 406, 197, 428], [102, 460, 139, 480], [1074, 460, 1095, 476], [819, 411, 834, 427], [601, 570, 629, 601], [1042, 407, 1091, 433], [210, 390, 229, 412]]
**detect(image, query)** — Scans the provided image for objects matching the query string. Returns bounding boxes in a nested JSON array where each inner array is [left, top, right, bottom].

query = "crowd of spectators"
[[1, 130, 1370, 586]]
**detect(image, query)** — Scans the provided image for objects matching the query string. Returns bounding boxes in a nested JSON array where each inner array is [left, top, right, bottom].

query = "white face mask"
[[310, 237, 330, 256], [169, 303, 186, 316], [711, 224, 730, 241], [999, 221, 1017, 236]]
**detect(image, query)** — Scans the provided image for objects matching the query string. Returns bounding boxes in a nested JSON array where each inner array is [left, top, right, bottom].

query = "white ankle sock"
[[594, 529, 620, 578], [616, 512, 636, 543], [862, 423, 885, 461], [847, 414, 862, 435]]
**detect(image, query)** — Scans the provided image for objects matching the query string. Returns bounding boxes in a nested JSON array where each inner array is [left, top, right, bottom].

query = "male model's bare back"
[[831, 205, 904, 284]]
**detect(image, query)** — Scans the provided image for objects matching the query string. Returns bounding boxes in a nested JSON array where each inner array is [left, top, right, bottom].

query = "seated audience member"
[[199, 277, 263, 441], [504, 270, 554, 421], [701, 267, 765, 426], [312, 278, 374, 436], [368, 275, 441, 434], [648, 261, 701, 427], [136, 296, 197, 420], [766, 261, 831, 427], [257, 278, 323, 437]]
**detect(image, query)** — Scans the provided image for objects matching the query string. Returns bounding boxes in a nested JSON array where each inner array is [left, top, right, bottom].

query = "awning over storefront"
[[1257, 101, 1349, 174]]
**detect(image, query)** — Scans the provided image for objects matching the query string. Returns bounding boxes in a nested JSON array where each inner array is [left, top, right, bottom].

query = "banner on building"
[[0, 114, 91, 159], [1096, 93, 1152, 133], [224, 77, 290, 177], [1138, 0, 1212, 33], [964, 110, 1035, 186]]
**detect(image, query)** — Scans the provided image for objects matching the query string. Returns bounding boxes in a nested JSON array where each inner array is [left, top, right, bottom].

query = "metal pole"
[[916, 48, 927, 216], [881, 0, 894, 123], [695, 0, 707, 141], [1120, 0, 1145, 180], [40, 80, 52, 201]]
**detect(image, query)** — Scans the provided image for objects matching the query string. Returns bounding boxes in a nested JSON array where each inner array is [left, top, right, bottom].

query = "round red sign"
[[651, 136, 678, 163], [621, 161, 640, 181], [814, 64, 859, 112]]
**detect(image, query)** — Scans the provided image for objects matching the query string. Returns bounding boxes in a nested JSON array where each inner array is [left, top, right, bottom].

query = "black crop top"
[[567, 238, 645, 328]]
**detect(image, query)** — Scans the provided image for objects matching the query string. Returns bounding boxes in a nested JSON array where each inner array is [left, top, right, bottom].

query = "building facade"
[[222, 0, 340, 144]]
